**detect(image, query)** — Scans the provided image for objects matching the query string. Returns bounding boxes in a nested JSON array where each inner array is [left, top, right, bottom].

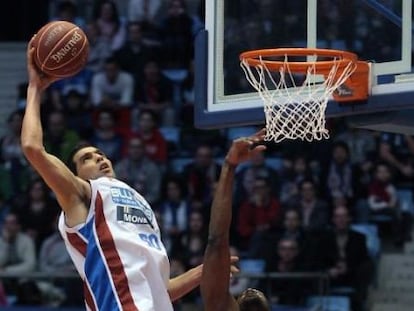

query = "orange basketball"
[[31, 21, 89, 78]]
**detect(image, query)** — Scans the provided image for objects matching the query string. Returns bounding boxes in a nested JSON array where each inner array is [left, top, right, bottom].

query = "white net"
[[240, 55, 357, 142]]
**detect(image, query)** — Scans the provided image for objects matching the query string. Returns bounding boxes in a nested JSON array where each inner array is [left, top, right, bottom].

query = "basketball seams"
[[42, 30, 87, 72], [34, 22, 61, 69], [42, 26, 78, 71], [33, 21, 89, 78], [47, 39, 88, 77]]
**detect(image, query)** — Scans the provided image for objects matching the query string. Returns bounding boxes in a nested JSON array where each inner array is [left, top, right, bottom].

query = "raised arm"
[[21, 40, 89, 225], [201, 130, 266, 311]]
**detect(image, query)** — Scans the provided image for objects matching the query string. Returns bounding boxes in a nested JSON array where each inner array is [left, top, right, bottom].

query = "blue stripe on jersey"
[[84, 217, 120, 311], [79, 218, 94, 239]]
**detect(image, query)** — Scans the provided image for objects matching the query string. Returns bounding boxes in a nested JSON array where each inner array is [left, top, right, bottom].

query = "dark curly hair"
[[237, 288, 269, 311], [66, 142, 95, 175]]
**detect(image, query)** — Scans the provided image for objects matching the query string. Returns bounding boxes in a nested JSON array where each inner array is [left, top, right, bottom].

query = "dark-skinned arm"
[[201, 130, 266, 311]]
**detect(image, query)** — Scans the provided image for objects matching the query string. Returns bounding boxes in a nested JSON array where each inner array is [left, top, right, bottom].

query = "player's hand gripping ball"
[[31, 21, 89, 78]]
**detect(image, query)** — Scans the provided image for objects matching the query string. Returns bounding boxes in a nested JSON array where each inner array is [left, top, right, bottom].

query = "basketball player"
[[22, 40, 201, 310], [201, 130, 270, 311]]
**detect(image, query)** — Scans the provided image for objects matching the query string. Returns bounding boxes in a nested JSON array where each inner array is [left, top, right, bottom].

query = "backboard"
[[195, 0, 414, 134]]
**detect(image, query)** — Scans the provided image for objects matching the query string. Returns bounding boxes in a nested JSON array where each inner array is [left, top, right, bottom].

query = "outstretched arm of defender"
[[201, 130, 266, 311], [21, 39, 89, 224]]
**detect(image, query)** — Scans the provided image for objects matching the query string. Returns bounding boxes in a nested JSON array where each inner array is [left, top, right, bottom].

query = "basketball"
[[31, 21, 89, 78]]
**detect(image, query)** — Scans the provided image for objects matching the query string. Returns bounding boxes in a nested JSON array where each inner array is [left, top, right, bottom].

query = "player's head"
[[67, 142, 115, 180], [237, 288, 270, 311]]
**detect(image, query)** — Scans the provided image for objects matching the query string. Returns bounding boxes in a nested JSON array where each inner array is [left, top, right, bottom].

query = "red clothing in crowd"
[[133, 129, 168, 164], [368, 180, 392, 203], [238, 198, 282, 241]]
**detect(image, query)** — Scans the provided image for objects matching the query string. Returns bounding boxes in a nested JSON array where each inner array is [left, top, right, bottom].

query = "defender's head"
[[67, 143, 115, 180], [237, 288, 270, 311]]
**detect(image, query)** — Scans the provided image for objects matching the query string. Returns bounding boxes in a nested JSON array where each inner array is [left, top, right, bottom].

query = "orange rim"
[[240, 48, 358, 73]]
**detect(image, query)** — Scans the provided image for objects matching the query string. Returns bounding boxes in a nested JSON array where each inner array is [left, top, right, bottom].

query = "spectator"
[[237, 177, 282, 250], [131, 110, 168, 164], [114, 137, 161, 204], [12, 179, 60, 251], [368, 163, 398, 213], [38, 216, 79, 307], [90, 109, 124, 164], [128, 0, 162, 24], [154, 209, 174, 255], [335, 127, 376, 165], [235, 151, 279, 205], [325, 206, 373, 311], [38, 216, 75, 273], [84, 21, 112, 73], [324, 141, 354, 202], [353, 163, 375, 206], [50, 0, 85, 28], [180, 128, 226, 156], [158, 176, 190, 241], [279, 209, 305, 242], [90, 57, 134, 109], [135, 61, 174, 125], [264, 237, 308, 306], [379, 133, 414, 185], [63, 89, 93, 139], [113, 22, 159, 79], [279, 155, 314, 205], [0, 110, 30, 198], [171, 210, 207, 269], [159, 0, 195, 68], [93, 0, 126, 51], [250, 208, 304, 258], [44, 110, 80, 162], [287, 179, 329, 232], [0, 212, 36, 296], [256, 0, 281, 44], [49, 69, 93, 111], [256, 206, 330, 272], [0, 212, 36, 273], [182, 144, 221, 207], [0, 110, 25, 167], [224, 19, 271, 94], [368, 162, 411, 245]]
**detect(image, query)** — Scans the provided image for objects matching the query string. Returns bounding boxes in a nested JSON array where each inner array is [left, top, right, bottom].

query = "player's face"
[[73, 147, 115, 180]]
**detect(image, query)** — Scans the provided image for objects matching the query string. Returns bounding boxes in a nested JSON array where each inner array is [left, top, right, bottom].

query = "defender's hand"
[[225, 129, 266, 166]]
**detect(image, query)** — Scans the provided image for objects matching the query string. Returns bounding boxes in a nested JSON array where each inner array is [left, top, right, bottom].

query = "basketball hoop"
[[239, 48, 370, 142]]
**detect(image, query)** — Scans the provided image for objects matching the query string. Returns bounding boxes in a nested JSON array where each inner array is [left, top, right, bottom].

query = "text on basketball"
[[50, 30, 82, 63]]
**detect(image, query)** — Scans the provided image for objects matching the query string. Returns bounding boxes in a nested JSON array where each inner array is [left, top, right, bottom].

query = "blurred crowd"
[[0, 1, 412, 311]]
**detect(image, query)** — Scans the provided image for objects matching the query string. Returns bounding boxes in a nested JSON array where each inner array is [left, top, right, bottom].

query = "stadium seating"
[[306, 295, 351, 311]]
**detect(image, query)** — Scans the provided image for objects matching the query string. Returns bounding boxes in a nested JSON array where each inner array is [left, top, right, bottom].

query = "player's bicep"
[[24, 149, 88, 211]]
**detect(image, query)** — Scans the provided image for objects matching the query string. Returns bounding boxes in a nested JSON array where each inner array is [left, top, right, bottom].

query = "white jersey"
[[58, 177, 173, 311]]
